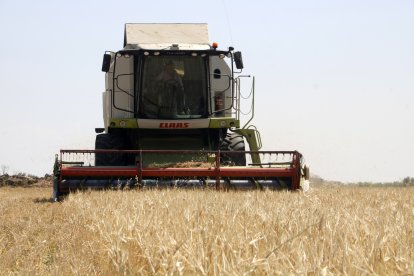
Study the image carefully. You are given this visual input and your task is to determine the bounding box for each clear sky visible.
[0,0,413,182]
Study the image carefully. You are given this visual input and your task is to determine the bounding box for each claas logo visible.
[159,122,190,128]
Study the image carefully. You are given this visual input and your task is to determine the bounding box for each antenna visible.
[221,0,234,45]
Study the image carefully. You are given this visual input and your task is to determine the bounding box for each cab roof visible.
[123,23,211,51]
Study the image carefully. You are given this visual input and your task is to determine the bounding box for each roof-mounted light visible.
[212,42,218,50]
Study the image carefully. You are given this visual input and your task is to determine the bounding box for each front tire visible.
[95,133,126,166]
[220,132,246,166]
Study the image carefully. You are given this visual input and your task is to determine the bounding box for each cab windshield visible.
[139,55,207,119]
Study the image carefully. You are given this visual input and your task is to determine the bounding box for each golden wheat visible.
[0,185,413,274]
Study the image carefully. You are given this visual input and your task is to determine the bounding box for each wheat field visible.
[0,185,413,275]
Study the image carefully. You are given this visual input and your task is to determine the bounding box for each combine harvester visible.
[52,23,309,200]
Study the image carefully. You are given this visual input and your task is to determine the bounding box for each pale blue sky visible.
[0,0,413,182]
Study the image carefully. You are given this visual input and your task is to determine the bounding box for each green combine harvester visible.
[52,23,309,200]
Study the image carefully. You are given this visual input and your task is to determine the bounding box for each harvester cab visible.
[52,23,309,200]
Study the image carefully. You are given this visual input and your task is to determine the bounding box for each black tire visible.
[220,132,246,166]
[95,133,126,166]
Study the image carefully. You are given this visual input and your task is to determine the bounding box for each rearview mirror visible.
[234,51,244,69]
[101,53,111,72]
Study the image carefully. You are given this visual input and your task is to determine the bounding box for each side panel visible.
[102,91,109,131]
[108,55,134,119]
[209,56,232,117]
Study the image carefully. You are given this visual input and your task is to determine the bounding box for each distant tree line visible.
[310,174,414,187]
[355,177,414,187]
